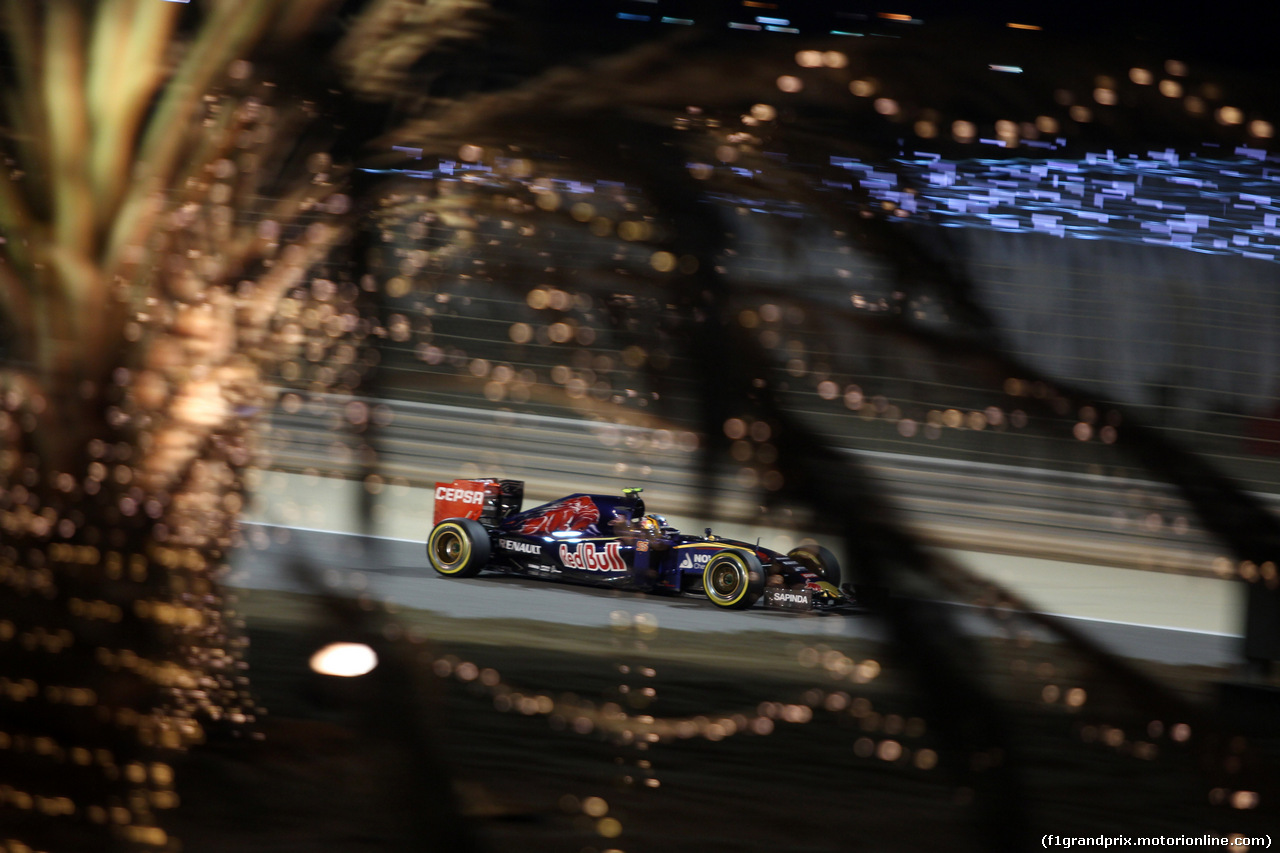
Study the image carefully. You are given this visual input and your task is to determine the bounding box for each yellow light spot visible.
[1006,22,1041,30]
[1230,790,1259,809]
[617,220,650,241]
[309,643,377,677]
[1217,106,1244,125]
[597,817,623,838]
[750,103,777,122]
[776,75,803,94]
[526,288,549,310]
[150,763,173,786]
[385,276,410,298]
[151,791,179,809]
[582,796,609,817]
[854,659,880,682]
[877,739,903,761]
[650,251,677,273]
[127,827,168,846]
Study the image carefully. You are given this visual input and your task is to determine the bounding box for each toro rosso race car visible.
[427,478,850,611]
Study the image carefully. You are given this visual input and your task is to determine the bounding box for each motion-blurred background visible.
[1,1,1278,851]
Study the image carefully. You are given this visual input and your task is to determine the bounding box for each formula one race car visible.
[427,478,850,611]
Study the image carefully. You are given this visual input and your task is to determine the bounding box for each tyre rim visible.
[709,561,740,598]
[435,530,464,568]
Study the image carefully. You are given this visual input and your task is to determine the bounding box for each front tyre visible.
[702,551,765,610]
[787,544,841,586]
[427,518,491,577]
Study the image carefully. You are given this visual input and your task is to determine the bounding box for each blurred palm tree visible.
[0,1,484,849]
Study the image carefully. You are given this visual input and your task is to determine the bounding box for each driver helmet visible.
[640,514,668,536]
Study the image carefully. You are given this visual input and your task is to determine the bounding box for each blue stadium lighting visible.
[661,17,694,25]
[617,12,650,21]
[825,149,1280,262]
[988,64,1024,73]
[766,26,800,33]
[755,16,789,25]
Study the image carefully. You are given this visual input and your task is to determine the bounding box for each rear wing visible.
[433,478,524,527]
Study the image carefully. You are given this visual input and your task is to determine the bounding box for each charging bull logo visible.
[519,496,600,534]
[558,542,625,573]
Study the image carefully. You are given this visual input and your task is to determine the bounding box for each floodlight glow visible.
[310,643,378,677]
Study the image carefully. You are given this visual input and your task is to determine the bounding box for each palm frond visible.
[334,0,488,98]
[110,0,279,263]
[87,0,180,225]
[42,1,93,260]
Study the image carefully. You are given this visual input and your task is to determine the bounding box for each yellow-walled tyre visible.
[427,518,491,577]
[787,544,841,586]
[702,551,764,610]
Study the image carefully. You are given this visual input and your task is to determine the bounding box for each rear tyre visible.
[787,544,841,586]
[427,518,491,577]
[702,551,765,610]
